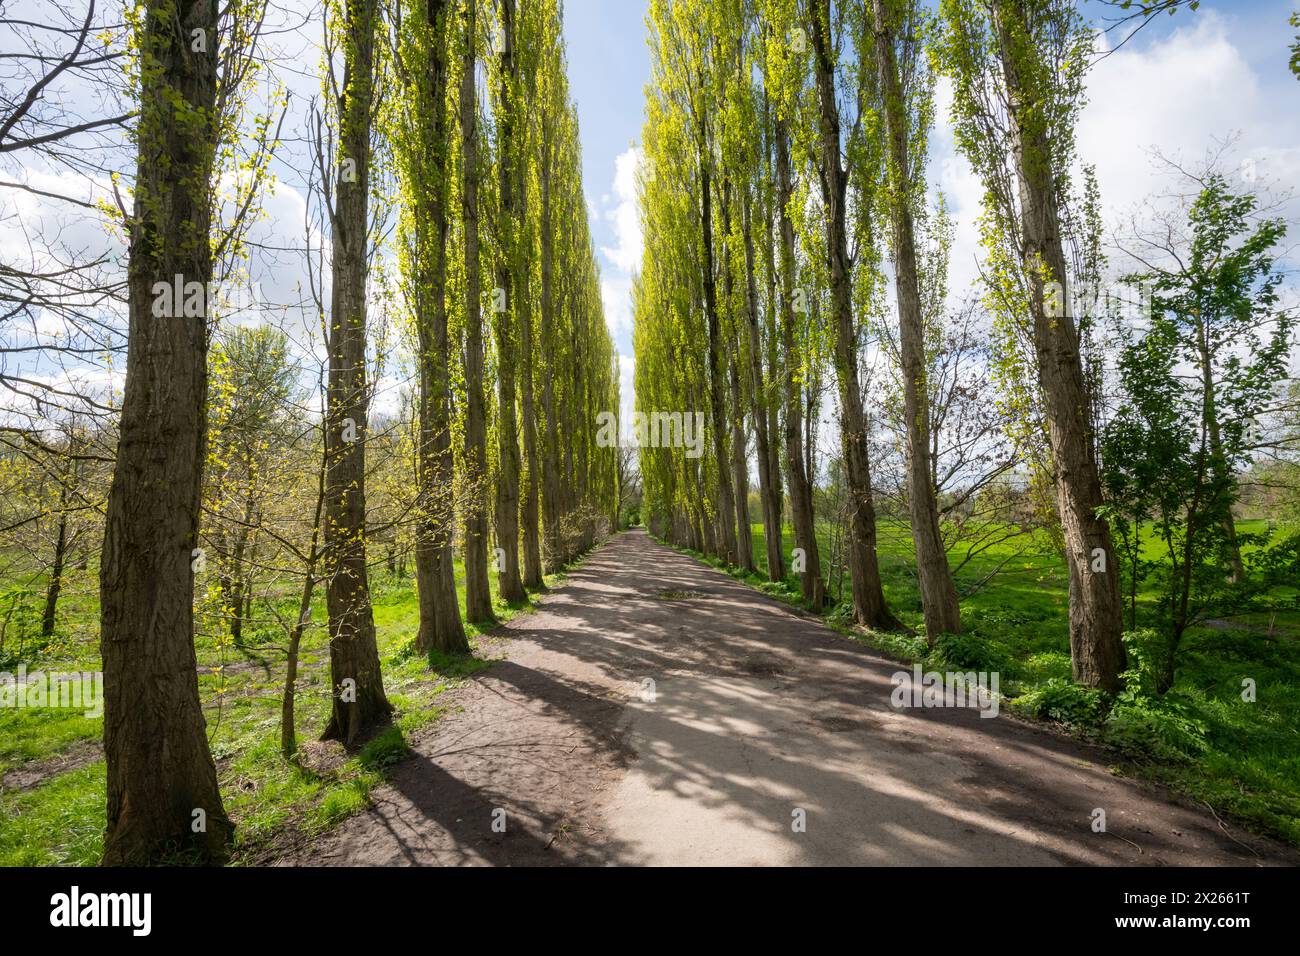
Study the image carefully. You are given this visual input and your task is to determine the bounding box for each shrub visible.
[1103,700,1208,762]
[926,630,1012,675]
[1011,678,1105,725]
[1118,627,1171,699]
[1101,628,1209,761]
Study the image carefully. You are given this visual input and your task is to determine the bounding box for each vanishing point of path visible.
[283,529,1297,866]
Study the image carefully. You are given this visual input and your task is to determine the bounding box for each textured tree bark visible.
[413,0,469,656]
[519,291,543,587]
[324,0,394,737]
[492,0,527,603]
[809,0,899,629]
[559,307,578,557]
[99,0,231,865]
[871,0,962,641]
[460,0,495,623]
[684,369,719,559]
[578,325,596,550]
[743,191,783,581]
[995,3,1124,691]
[698,113,738,566]
[775,116,825,609]
[729,357,754,571]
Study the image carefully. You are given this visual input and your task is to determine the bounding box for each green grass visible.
[667,517,1300,848]
[0,762,104,866]
[0,553,570,866]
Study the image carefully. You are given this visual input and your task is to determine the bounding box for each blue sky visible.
[563,0,652,222]
[562,0,652,420]
[559,0,1300,427]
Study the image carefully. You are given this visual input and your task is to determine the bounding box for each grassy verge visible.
[0,555,574,866]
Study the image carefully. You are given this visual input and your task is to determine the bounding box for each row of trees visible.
[633,0,1296,706]
[2,0,617,864]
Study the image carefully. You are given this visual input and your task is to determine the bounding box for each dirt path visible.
[284,529,1297,866]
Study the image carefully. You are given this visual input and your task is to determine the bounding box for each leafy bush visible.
[1011,678,1105,725]
[758,579,799,601]
[868,628,929,662]
[1118,627,1171,699]
[926,630,1012,675]
[1101,628,1209,761]
[0,588,47,669]
[1103,700,1208,762]
[825,601,855,627]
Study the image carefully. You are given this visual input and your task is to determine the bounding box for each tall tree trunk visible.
[99,0,231,864]
[763,249,783,540]
[516,18,542,586]
[538,129,563,572]
[799,6,893,625]
[743,191,782,581]
[571,314,590,554]
[323,0,393,740]
[414,0,470,655]
[721,182,754,572]
[698,113,738,566]
[460,0,496,624]
[871,0,961,640]
[809,0,898,629]
[761,95,784,553]
[994,4,1124,691]
[519,205,544,588]
[492,0,527,603]
[775,116,824,608]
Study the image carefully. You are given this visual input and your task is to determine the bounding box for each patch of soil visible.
[1,739,102,793]
[737,656,786,678]
[811,714,863,733]
[294,739,350,776]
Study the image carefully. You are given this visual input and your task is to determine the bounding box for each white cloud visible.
[929,76,986,303]
[1078,11,1299,231]
[597,147,644,422]
[600,146,644,275]
[931,10,1300,309]
[601,274,634,339]
[618,352,636,424]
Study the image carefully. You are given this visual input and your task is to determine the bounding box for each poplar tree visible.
[936,0,1125,689]
[459,0,496,624]
[867,0,962,640]
[322,0,393,741]
[392,0,470,654]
